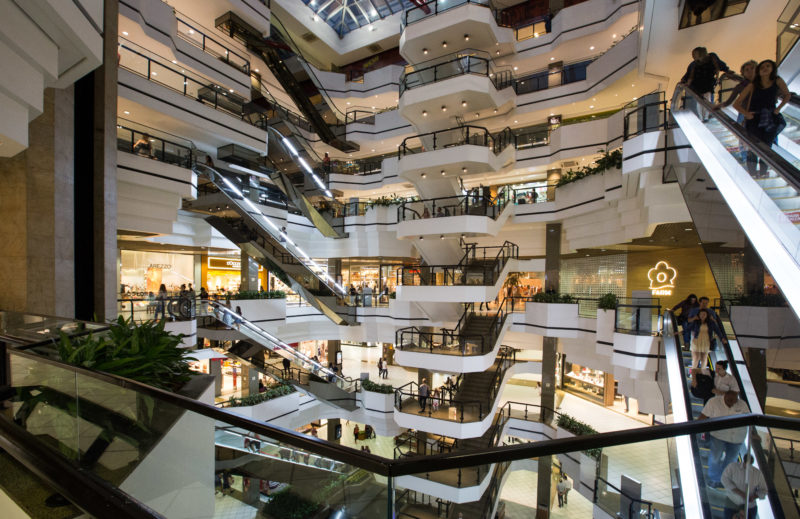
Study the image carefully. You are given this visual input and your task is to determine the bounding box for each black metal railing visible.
[594,476,656,518]
[398,125,516,156]
[402,0,493,28]
[395,241,518,287]
[116,122,194,168]
[623,100,671,140]
[396,188,512,221]
[118,41,263,128]
[175,15,249,73]
[399,52,513,95]
[514,58,592,95]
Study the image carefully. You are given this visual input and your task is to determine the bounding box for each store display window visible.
[562,362,611,405]
[120,250,194,295]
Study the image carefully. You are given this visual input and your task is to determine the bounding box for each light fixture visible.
[550,57,555,61]
[254,68,259,72]
[513,66,518,71]
[442,41,447,48]
[589,105,594,108]
[171,60,177,64]
[123,110,130,115]
[371,149,375,152]
[421,173,427,178]
[423,48,428,55]
[684,228,693,231]
[440,235,445,240]
[229,89,234,93]
[462,167,467,173]
[464,34,469,41]
[151,71,157,76]
[122,31,128,36]
[496,50,500,55]
[514,120,518,123]
[313,15,319,21]
[188,29,194,35]
[369,25,375,31]
[419,236,424,241]
[534,32,539,38]
[474,112,479,117]
[493,109,497,113]
[612,33,617,38]
[346,101,351,105]
[589,46,595,50]
[422,110,428,116]
[441,170,446,176]
[441,106,447,112]
[631,84,635,87]
[461,100,467,107]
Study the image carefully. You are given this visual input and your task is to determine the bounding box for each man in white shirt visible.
[699,391,750,487]
[713,360,740,396]
[721,454,767,518]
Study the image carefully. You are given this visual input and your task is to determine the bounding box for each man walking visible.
[418,378,429,413]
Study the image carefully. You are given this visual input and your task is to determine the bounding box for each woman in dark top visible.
[734,59,790,176]
[671,293,698,348]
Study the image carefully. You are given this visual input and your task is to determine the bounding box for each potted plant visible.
[361,378,395,413]
[596,293,618,347]
[527,292,579,333]
[556,149,622,188]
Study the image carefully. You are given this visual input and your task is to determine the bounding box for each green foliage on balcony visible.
[556,149,623,187]
[56,316,194,391]
[263,489,318,519]
[225,384,295,407]
[530,292,575,304]
[556,412,602,459]
[362,378,394,394]
[598,293,619,310]
[228,290,287,300]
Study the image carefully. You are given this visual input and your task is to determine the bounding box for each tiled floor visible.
[213,493,257,519]
[499,467,594,518]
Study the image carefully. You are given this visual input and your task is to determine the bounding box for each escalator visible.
[662,310,799,517]
[191,164,356,325]
[670,84,800,319]
[194,300,360,411]
[216,11,358,152]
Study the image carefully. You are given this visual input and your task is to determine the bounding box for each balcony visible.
[397,126,516,196]
[396,189,514,237]
[399,51,515,127]
[400,0,515,63]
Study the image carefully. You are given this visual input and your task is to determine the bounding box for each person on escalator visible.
[671,293,699,349]
[733,59,791,177]
[686,297,726,351]
[713,361,740,396]
[713,60,757,118]
[698,391,750,488]
[721,454,768,518]
[282,357,291,377]
[690,368,715,404]
[689,309,724,370]
[679,47,733,119]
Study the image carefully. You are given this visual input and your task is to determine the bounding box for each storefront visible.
[120,250,195,295]
[202,254,269,294]
[561,360,615,407]
[295,340,327,361]
[506,180,549,204]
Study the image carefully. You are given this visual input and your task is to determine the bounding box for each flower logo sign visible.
[648,260,677,296]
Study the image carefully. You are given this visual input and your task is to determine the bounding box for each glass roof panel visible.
[301,0,416,36]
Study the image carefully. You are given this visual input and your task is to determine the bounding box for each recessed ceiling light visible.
[313,15,319,21]
[550,57,555,61]
[612,33,617,38]
[123,110,130,115]
[462,167,467,173]
[514,120,518,123]
[122,31,128,36]
[441,170,446,176]
[171,60,177,64]
[151,71,157,76]
[442,41,447,48]
[419,236,424,241]
[493,109,497,113]
[188,29,194,35]
[589,105,594,108]
[496,50,500,55]
[684,228,693,231]
[441,106,447,112]
[513,66,518,71]
[254,68,259,72]
[631,84,635,87]
[589,46,595,50]
[423,48,428,54]
[371,149,375,152]
[474,112,479,117]
[346,102,351,105]
[464,34,469,41]
[422,110,427,116]
[229,89,234,93]
[421,173,426,178]
[461,100,467,107]
[440,235,445,240]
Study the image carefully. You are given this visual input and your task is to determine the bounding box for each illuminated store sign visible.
[648,260,677,296]
[208,257,241,270]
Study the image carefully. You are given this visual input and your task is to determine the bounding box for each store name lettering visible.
[208,257,241,270]
[148,264,172,269]
[647,260,677,296]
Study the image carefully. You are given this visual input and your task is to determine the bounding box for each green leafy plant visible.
[598,293,618,310]
[362,378,394,394]
[226,384,295,407]
[530,292,575,304]
[556,412,601,459]
[230,290,287,300]
[56,316,195,391]
[556,149,623,187]
[263,489,318,519]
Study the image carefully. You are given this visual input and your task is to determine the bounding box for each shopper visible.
[698,391,750,487]
[722,454,768,518]
[713,361,740,396]
[557,475,571,507]
[381,357,388,379]
[418,378,429,413]
[353,424,360,443]
[431,388,440,412]
[156,284,167,320]
[734,59,791,177]
[282,357,291,377]
[686,297,727,350]
[671,293,699,348]
[690,368,716,404]
[323,152,331,173]
[377,358,383,380]
[134,133,153,157]
[714,60,757,115]
[234,305,243,329]
[680,47,731,117]
[690,309,720,370]
[258,380,266,393]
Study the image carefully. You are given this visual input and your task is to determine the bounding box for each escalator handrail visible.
[671,83,800,193]
[0,413,166,519]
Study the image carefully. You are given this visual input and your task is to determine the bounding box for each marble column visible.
[240,252,258,292]
[0,86,75,317]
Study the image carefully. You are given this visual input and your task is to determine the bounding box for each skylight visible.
[301,0,416,36]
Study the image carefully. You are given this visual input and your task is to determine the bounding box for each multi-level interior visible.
[2,0,800,517]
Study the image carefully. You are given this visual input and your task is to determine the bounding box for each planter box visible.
[361,390,395,414]
[730,306,800,350]
[595,309,616,350]
[526,302,580,338]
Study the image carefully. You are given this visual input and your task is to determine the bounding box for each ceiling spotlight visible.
[442,41,447,48]
[462,167,467,173]
[441,170,446,175]
[422,110,428,116]
[461,100,467,107]
[514,120,518,123]
[421,173,427,178]
[440,235,445,240]
[254,68,259,72]
[513,66,518,71]
[496,50,500,55]
[589,46,595,50]
[229,88,234,93]
[369,25,375,31]
[423,48,428,55]
[612,33,617,38]
[441,106,447,112]
[313,15,319,21]
[534,32,539,38]
[589,105,594,108]
[550,57,555,61]
[493,109,497,113]
[420,236,424,241]
[123,110,130,115]
[122,31,128,36]
[464,34,469,41]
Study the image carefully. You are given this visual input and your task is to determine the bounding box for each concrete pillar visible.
[209,359,222,398]
[327,418,341,442]
[74,0,118,320]
[746,348,767,410]
[546,169,561,202]
[0,86,76,317]
[327,340,340,369]
[242,365,259,397]
[538,222,562,511]
[240,252,258,292]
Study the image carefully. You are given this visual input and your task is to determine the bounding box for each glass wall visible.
[561,253,627,297]
[119,250,195,295]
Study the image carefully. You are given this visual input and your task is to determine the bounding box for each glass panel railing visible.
[396,241,518,287]
[396,188,512,222]
[399,51,513,95]
[402,0,491,28]
[679,0,749,29]
[614,297,662,335]
[116,119,195,168]
[0,311,108,346]
[398,125,514,156]
[174,15,249,73]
